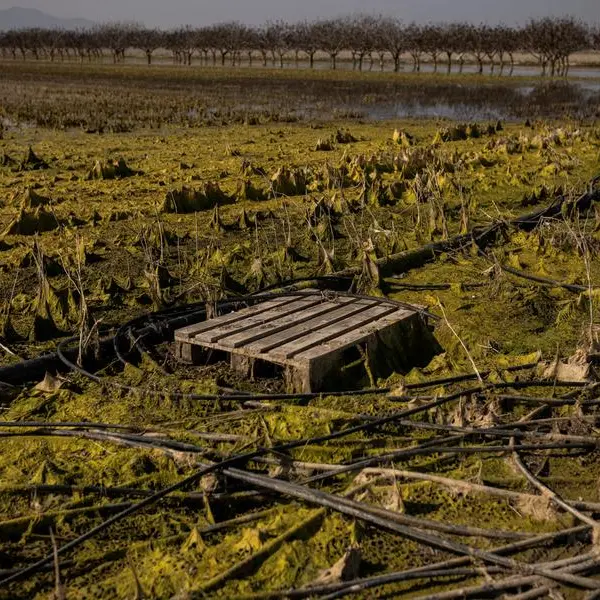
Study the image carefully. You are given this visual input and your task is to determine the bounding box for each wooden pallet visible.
[174,292,439,392]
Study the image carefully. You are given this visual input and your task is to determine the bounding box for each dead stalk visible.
[437,299,483,385]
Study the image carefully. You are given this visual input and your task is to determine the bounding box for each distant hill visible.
[0,7,95,30]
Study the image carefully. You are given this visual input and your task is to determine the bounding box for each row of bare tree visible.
[0,16,597,76]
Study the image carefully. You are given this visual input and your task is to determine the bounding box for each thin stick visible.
[438,298,483,384]
[49,527,65,600]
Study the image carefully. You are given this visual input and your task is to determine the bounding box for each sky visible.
[2,0,599,28]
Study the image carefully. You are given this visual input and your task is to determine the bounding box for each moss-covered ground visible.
[1,66,600,598]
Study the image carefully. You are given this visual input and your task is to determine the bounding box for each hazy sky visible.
[3,0,599,28]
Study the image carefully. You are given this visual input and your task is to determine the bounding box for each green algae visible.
[1,115,600,598]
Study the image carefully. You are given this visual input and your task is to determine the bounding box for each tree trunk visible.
[411,54,419,72]
[446,52,452,74]
[146,50,152,65]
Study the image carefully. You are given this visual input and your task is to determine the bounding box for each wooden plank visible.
[294,309,414,362]
[194,296,329,345]
[174,295,302,341]
[215,297,361,349]
[269,304,402,360]
[239,299,383,355]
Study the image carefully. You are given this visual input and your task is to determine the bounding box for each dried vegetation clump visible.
[161,183,232,213]
[86,157,138,180]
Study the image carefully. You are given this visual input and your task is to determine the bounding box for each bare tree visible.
[495,25,522,75]
[180,27,197,66]
[593,25,600,52]
[439,23,464,74]
[378,18,406,72]
[132,28,164,65]
[524,17,589,76]
[313,18,347,70]
[97,23,138,63]
[405,23,425,72]
[346,15,378,71]
[210,22,246,66]
[240,25,259,65]
[0,30,19,59]
[291,21,319,68]
[465,24,489,75]
[422,24,443,73]
[266,21,292,68]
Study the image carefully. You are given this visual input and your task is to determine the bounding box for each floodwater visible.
[124,54,600,80]
[121,56,600,122]
[367,82,600,121]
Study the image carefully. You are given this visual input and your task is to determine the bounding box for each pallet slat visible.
[245,299,383,355]
[175,295,300,340]
[294,308,413,362]
[269,304,402,360]
[214,298,356,354]
[193,296,329,345]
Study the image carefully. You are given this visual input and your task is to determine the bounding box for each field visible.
[2,62,600,599]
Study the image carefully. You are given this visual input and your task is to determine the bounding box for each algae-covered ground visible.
[2,64,600,599]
